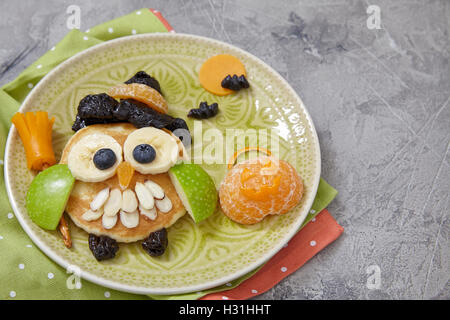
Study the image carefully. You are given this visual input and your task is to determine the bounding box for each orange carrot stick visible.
[11,111,56,171]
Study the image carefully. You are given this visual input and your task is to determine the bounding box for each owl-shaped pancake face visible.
[60,123,186,243]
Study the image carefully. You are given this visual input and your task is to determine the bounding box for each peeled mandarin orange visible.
[108,83,168,114]
[199,54,247,96]
[219,156,304,224]
[117,161,134,190]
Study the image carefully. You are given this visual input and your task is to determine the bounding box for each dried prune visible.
[88,234,119,261]
[142,228,168,257]
[221,74,250,91]
[77,93,119,120]
[72,94,191,145]
[165,117,189,132]
[125,71,162,94]
[188,101,219,119]
[113,99,173,128]
[72,115,121,132]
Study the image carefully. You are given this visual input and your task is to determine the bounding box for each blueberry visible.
[133,144,156,164]
[93,148,117,170]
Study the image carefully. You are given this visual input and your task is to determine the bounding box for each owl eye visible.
[123,127,179,175]
[93,148,117,170]
[67,133,123,182]
[133,144,156,164]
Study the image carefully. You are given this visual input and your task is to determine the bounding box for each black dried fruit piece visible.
[237,75,250,89]
[221,74,250,91]
[88,234,119,261]
[113,99,173,128]
[188,101,219,119]
[77,93,119,120]
[142,228,168,257]
[165,117,189,132]
[72,94,191,143]
[125,71,162,95]
[72,115,121,132]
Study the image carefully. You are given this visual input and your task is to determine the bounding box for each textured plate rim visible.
[4,33,321,295]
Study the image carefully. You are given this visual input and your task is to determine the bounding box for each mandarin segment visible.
[219,156,304,224]
[117,161,135,190]
[108,83,168,114]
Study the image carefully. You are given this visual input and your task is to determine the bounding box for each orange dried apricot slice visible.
[117,161,135,190]
[219,156,304,225]
[108,83,168,114]
[199,54,247,96]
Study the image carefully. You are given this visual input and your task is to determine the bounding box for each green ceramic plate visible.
[4,34,321,295]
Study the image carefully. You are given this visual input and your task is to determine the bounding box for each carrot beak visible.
[117,161,134,190]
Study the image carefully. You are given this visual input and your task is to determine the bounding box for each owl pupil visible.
[93,148,117,170]
[133,144,156,164]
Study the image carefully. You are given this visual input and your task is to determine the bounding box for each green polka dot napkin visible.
[0,9,338,300]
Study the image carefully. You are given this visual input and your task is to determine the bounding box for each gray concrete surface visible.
[0,0,448,299]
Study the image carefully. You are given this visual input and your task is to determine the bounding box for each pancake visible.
[60,123,186,243]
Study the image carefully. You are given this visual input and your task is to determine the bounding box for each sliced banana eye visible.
[124,127,179,174]
[67,133,123,182]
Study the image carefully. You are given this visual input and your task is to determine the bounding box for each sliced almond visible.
[122,189,138,213]
[90,187,110,211]
[139,204,157,220]
[155,196,172,213]
[104,188,122,216]
[82,207,103,221]
[120,210,139,228]
[144,180,165,199]
[102,212,117,229]
[135,182,154,210]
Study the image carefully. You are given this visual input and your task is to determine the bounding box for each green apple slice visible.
[26,164,75,230]
[169,163,218,223]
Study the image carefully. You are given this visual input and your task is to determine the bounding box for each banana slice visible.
[68,133,122,182]
[123,127,179,174]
